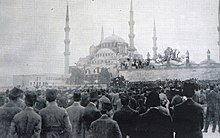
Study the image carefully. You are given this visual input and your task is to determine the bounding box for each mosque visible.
[64,0,220,83]
[66,0,143,82]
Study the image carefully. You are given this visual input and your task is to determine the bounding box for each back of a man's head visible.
[182,81,196,98]
[147,91,160,107]
[9,87,23,101]
[73,92,81,102]
[46,89,58,102]
[121,94,130,106]
[25,91,37,107]
[209,83,215,90]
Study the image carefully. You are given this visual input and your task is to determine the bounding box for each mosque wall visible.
[119,67,220,81]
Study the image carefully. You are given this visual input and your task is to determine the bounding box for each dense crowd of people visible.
[0,79,220,138]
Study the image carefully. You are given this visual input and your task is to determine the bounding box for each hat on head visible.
[89,91,98,101]
[73,92,81,101]
[25,91,37,106]
[99,96,111,104]
[9,87,23,100]
[182,81,196,97]
[102,102,112,112]
[46,89,58,102]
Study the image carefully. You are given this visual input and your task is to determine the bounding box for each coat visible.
[0,102,22,138]
[83,102,101,138]
[66,102,85,138]
[90,114,122,138]
[173,99,204,138]
[39,102,72,138]
[139,107,173,138]
[113,105,139,138]
[8,107,41,138]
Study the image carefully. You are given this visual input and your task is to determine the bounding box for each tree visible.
[68,68,84,85]
[98,68,111,84]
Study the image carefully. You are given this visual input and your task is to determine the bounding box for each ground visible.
[204,131,220,138]
[203,126,220,138]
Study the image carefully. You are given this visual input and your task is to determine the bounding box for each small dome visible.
[102,34,125,43]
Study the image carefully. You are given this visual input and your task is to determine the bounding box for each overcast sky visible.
[0,0,219,79]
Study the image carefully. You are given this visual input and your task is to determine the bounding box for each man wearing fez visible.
[113,93,139,138]
[39,89,72,138]
[83,91,101,138]
[90,100,122,138]
[67,92,85,138]
[0,88,22,137]
[173,81,204,138]
[9,91,41,138]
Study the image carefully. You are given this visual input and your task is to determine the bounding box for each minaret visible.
[128,0,136,52]
[152,19,158,60]
[101,25,104,42]
[64,3,70,74]
[207,49,211,61]
[147,52,151,60]
[207,49,211,65]
[186,50,189,67]
[218,0,220,62]
[128,0,136,69]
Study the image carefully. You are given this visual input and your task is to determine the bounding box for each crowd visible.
[0,79,220,138]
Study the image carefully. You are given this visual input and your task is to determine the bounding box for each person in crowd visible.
[57,92,69,108]
[159,89,170,107]
[0,93,5,106]
[216,85,220,133]
[115,92,122,111]
[4,89,10,104]
[203,84,219,133]
[80,92,90,107]
[136,97,147,114]
[8,91,41,138]
[66,92,85,138]
[98,91,111,111]
[90,99,122,138]
[113,93,139,138]
[14,87,26,109]
[83,91,101,138]
[139,91,173,138]
[8,87,26,109]
[128,91,138,110]
[173,81,204,138]
[146,90,170,116]
[0,88,22,138]
[34,90,47,113]
[169,94,184,117]
[39,89,72,138]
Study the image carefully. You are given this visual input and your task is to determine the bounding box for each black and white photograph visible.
[0,0,220,138]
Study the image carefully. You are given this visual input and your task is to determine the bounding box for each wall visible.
[119,67,220,81]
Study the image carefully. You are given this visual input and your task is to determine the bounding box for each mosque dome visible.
[102,34,125,43]
[95,48,116,59]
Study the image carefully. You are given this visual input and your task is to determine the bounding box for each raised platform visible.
[119,66,220,81]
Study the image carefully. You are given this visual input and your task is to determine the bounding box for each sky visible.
[0,0,219,85]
